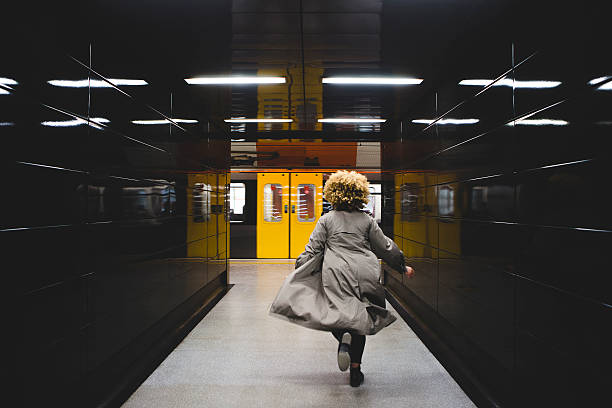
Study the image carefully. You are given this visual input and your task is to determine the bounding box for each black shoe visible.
[350,366,364,387]
[337,332,351,372]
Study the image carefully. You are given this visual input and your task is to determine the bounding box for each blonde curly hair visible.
[323,170,370,211]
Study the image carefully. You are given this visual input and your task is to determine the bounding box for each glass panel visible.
[439,185,455,217]
[230,182,245,222]
[224,181,230,222]
[193,183,206,222]
[401,183,420,221]
[364,183,382,223]
[263,183,283,222]
[205,184,211,221]
[297,184,315,222]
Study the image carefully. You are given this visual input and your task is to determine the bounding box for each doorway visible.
[256,172,322,258]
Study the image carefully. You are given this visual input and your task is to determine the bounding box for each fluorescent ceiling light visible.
[0,77,18,85]
[41,117,110,127]
[48,79,148,88]
[508,119,568,126]
[411,118,479,125]
[0,88,10,95]
[0,122,15,126]
[224,118,292,123]
[588,76,611,86]
[596,82,612,90]
[185,76,286,85]
[132,118,199,125]
[458,78,561,88]
[318,118,386,123]
[231,138,246,141]
[322,77,423,85]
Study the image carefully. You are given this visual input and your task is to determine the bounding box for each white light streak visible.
[588,76,611,86]
[16,161,88,174]
[0,122,15,126]
[0,88,10,95]
[41,117,110,127]
[185,76,286,85]
[322,77,423,85]
[0,77,18,85]
[318,118,386,123]
[224,118,292,123]
[131,118,199,125]
[48,79,148,88]
[508,119,569,126]
[537,159,591,170]
[597,82,612,90]
[411,118,479,125]
[458,78,561,88]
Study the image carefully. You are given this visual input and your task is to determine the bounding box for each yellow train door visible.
[289,172,322,258]
[257,172,290,258]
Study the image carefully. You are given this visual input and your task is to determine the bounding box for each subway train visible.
[229,171,382,259]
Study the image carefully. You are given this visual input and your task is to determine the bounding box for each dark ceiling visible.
[5,0,593,143]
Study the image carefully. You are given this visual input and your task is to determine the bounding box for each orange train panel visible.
[255,140,358,168]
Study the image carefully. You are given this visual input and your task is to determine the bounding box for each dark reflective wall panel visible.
[2,3,231,406]
[381,3,611,406]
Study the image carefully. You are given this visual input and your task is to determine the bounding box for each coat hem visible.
[268,307,397,336]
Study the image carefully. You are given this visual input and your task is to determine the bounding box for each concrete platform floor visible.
[123,260,476,408]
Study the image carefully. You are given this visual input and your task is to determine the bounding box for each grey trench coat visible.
[269,210,406,335]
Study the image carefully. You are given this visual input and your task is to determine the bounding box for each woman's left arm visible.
[295,216,328,268]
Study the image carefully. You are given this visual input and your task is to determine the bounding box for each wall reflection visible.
[382,25,610,405]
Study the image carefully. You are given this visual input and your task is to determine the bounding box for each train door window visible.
[471,186,488,213]
[193,183,206,222]
[263,183,283,222]
[439,185,454,217]
[296,184,315,222]
[401,183,420,221]
[230,183,246,222]
[206,184,212,221]
[364,183,382,223]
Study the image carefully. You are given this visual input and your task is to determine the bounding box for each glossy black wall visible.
[1,3,231,406]
[381,3,611,406]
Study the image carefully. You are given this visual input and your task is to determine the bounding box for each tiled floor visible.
[123,260,476,408]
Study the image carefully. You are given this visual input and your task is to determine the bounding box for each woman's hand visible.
[405,266,415,278]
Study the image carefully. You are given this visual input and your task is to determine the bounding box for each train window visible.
[230,183,246,222]
[439,185,454,217]
[471,186,488,213]
[193,183,207,222]
[401,183,420,221]
[263,183,283,222]
[297,184,315,222]
[364,183,382,223]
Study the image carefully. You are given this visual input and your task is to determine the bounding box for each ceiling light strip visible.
[508,119,569,126]
[458,78,561,89]
[412,118,479,125]
[132,119,198,125]
[41,117,110,127]
[318,118,386,123]
[322,77,423,85]
[185,77,286,85]
[48,79,148,88]
[224,118,292,123]
[0,77,18,85]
